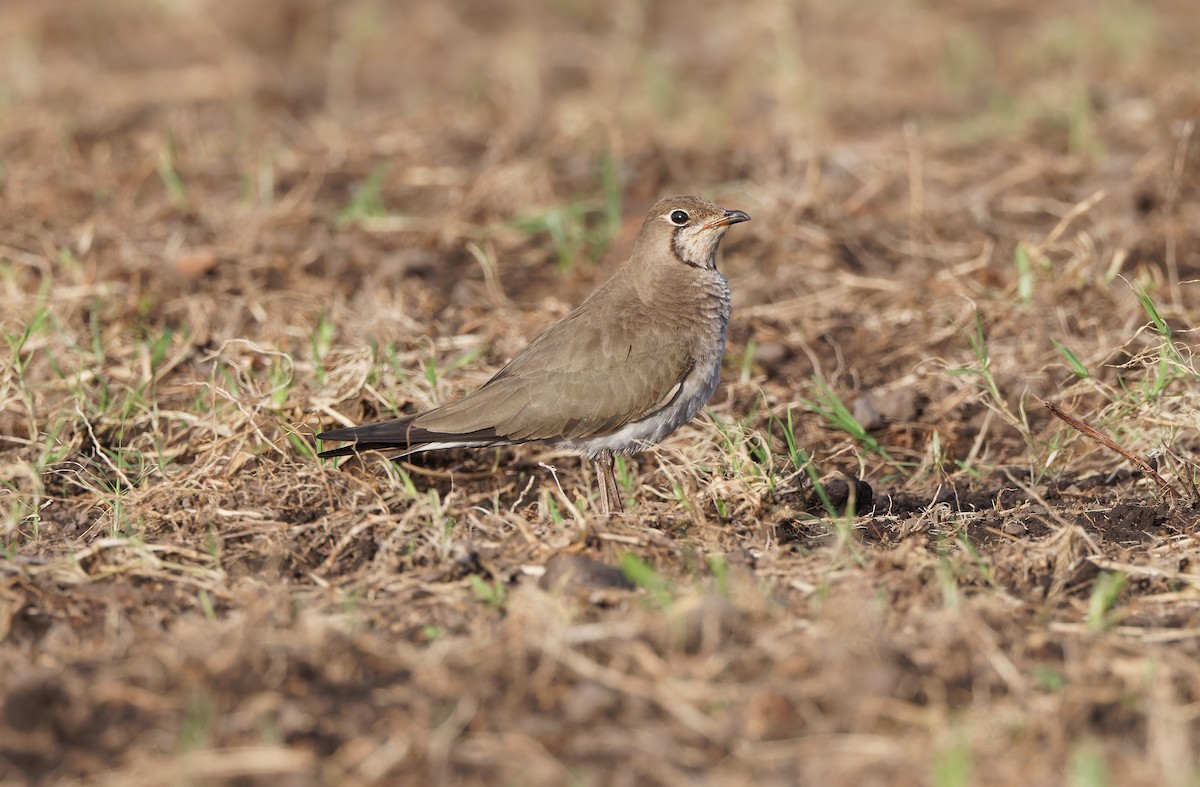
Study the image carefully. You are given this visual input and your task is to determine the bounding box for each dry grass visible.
[2,0,1200,784]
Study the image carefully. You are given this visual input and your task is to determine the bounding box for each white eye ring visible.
[668,209,689,226]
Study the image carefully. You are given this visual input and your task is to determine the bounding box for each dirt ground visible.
[2,0,1200,784]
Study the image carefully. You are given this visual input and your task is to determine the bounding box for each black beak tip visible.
[723,209,751,225]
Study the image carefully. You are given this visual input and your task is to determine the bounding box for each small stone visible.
[563,681,619,724]
[853,386,922,430]
[174,250,219,279]
[753,342,789,366]
[539,554,635,592]
[820,475,874,515]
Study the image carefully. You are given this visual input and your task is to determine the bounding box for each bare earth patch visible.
[1,0,1199,784]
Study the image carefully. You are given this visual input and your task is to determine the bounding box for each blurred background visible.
[3,0,1196,288]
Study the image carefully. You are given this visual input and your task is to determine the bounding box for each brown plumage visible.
[318,195,750,515]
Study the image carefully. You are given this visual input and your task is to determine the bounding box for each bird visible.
[317,195,751,516]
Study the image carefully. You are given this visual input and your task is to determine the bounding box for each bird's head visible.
[637,195,751,271]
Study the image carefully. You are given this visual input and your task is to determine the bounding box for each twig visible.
[1033,189,1107,254]
[1164,119,1194,307]
[1162,444,1200,505]
[1041,399,1183,501]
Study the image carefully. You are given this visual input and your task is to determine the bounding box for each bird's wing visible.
[412,310,696,441]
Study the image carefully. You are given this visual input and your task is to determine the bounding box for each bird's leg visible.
[594,450,620,516]
[605,458,624,514]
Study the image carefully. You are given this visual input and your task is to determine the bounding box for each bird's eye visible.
[669,209,689,226]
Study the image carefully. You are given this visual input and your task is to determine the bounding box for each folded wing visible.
[318,309,694,457]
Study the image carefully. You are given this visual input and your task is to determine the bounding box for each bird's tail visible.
[317,417,503,459]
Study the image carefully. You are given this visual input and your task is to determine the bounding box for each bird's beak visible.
[703,209,751,230]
